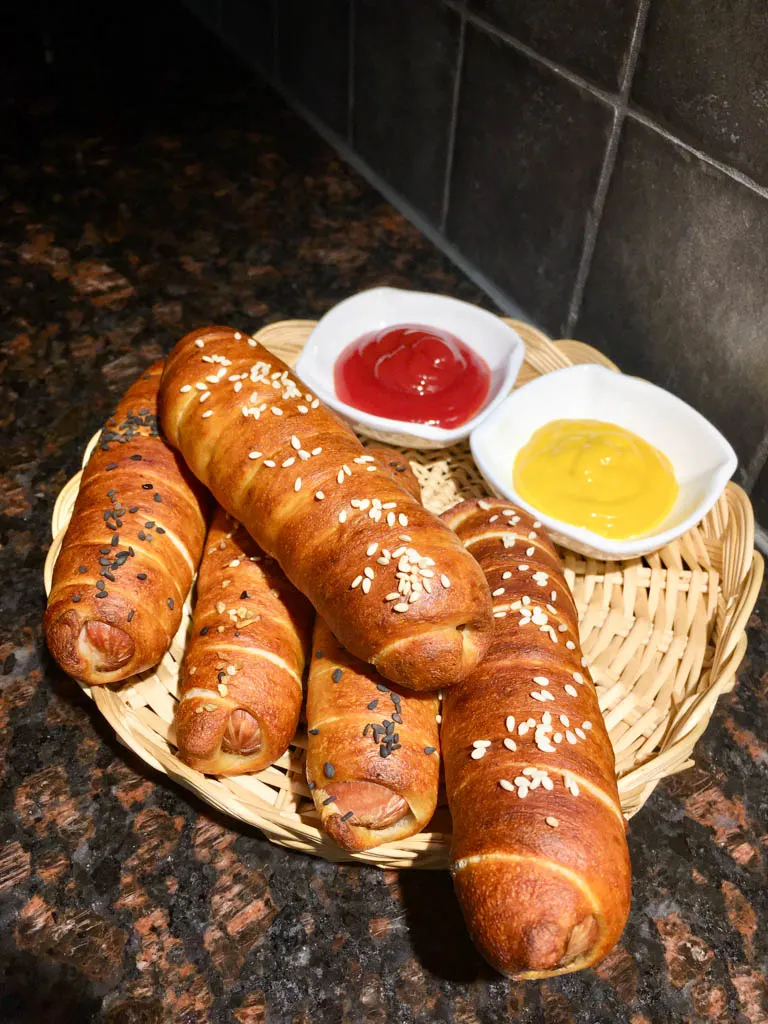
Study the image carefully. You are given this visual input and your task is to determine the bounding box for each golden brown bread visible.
[158,326,492,691]
[305,456,438,851]
[306,620,440,851]
[364,446,421,500]
[440,499,631,979]
[44,362,208,684]
[175,507,313,775]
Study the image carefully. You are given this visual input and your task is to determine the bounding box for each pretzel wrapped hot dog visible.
[158,327,492,691]
[305,449,439,851]
[45,362,208,684]
[440,500,631,978]
[174,508,313,774]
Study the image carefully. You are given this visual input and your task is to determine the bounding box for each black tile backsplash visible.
[467,0,640,90]
[219,0,274,75]
[277,0,350,136]
[353,0,461,225]
[632,0,768,187]
[576,120,768,475]
[182,0,768,532]
[447,24,612,334]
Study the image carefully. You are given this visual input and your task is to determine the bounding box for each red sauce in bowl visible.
[334,324,491,429]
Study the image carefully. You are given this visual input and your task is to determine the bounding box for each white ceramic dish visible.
[470,364,738,559]
[294,287,525,448]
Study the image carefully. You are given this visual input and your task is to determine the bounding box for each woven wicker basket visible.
[43,319,764,868]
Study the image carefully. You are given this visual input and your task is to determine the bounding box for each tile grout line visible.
[564,0,650,334]
[445,0,619,110]
[439,6,467,233]
[347,0,356,145]
[626,106,768,201]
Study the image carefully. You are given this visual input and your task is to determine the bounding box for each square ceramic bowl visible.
[470,364,738,559]
[294,287,525,449]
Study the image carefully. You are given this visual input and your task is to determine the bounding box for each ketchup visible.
[334,324,491,429]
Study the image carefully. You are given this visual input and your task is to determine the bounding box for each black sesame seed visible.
[323,762,335,778]
[396,466,405,472]
[115,552,129,565]
[392,734,399,743]
[322,796,336,806]
[363,724,371,737]
[391,743,401,751]
[372,725,384,740]
[315,650,323,659]
[379,744,388,758]
[128,547,135,557]
[72,595,81,603]
[96,580,105,590]
[424,746,436,755]
[107,489,117,498]
[392,713,403,724]
[218,670,226,682]
[129,506,139,514]
[128,609,135,622]
[99,557,112,566]
[391,693,401,705]
[240,591,249,600]
[111,534,119,546]
[130,454,142,461]
[332,668,343,683]
[100,547,111,554]
[78,565,87,574]
[142,483,153,489]
[384,720,394,734]
[95,591,108,599]
[367,700,378,711]
[137,573,147,580]
[200,626,209,636]
[308,728,320,735]
[167,598,174,610]
[308,781,316,791]
[376,683,389,693]
[115,519,123,528]
[340,811,354,822]
[145,521,155,528]
[138,532,146,541]
[234,631,240,637]
[156,527,165,534]
[103,511,112,521]
[106,463,118,471]
[153,493,162,503]
[102,571,116,582]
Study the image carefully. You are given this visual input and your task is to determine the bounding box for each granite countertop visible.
[1,6,766,1023]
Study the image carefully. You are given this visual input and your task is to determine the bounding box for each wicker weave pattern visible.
[43,320,764,868]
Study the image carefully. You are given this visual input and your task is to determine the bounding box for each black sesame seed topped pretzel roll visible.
[158,326,493,691]
[305,450,439,852]
[174,506,314,775]
[440,499,631,979]
[44,362,208,684]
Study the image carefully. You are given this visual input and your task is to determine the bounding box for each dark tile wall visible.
[185,0,768,521]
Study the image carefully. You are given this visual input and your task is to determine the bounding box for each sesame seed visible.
[489,515,498,523]
[216,601,226,613]
[545,816,559,828]
[248,451,262,460]
[503,738,517,752]
[526,547,535,556]
[338,510,347,524]
[393,603,409,613]
[566,731,577,744]
[282,457,296,468]
[199,391,211,402]
[564,684,578,697]
[424,746,436,755]
[470,748,485,760]
[323,762,335,778]
[478,500,490,510]
[492,587,505,597]
[398,514,408,527]
[202,410,213,418]
[137,573,147,580]
[576,728,586,740]
[363,567,375,580]
[573,672,583,683]
[565,640,576,650]
[502,571,512,580]
[298,405,308,414]
[493,611,507,618]
[499,779,514,792]
[361,578,372,594]
[167,598,174,610]
[234,382,242,393]
[271,407,283,416]
[180,384,191,393]
[435,714,442,724]
[533,520,541,528]
[583,721,592,730]
[315,491,325,500]
[291,435,301,450]
[440,575,451,588]
[351,575,362,589]
[294,477,302,492]
[552,591,558,601]
[195,339,204,348]
[263,460,276,468]
[366,543,378,557]
[473,739,491,748]
[384,593,399,601]
[518,723,530,736]
[518,564,529,572]
[533,676,549,686]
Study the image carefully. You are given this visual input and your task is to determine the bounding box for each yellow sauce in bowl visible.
[513,419,678,539]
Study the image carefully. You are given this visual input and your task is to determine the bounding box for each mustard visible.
[513,419,678,539]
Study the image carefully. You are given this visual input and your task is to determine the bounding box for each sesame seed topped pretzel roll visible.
[306,621,440,852]
[44,362,208,684]
[440,499,631,979]
[158,326,492,691]
[305,451,438,852]
[175,507,313,775]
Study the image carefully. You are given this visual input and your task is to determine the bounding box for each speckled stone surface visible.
[1,5,767,1023]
